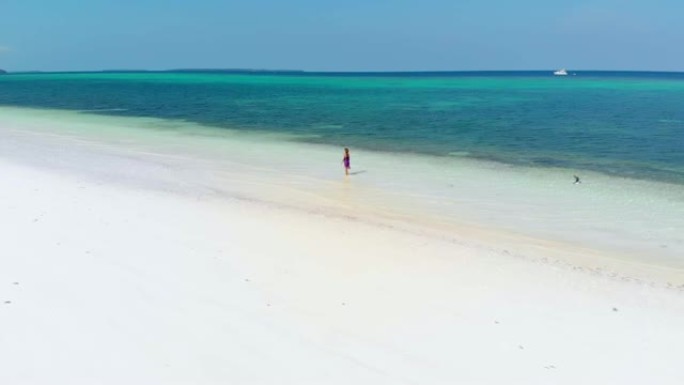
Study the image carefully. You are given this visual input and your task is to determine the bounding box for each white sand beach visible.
[1,108,684,384]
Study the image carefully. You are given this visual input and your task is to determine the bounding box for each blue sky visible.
[0,0,682,72]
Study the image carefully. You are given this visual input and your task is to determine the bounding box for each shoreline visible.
[1,110,684,383]
[2,106,684,277]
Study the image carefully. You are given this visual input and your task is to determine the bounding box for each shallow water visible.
[1,107,683,271]
[1,71,683,183]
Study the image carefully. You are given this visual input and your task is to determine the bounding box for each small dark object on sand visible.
[4,300,11,304]
[573,175,581,184]
[613,307,618,312]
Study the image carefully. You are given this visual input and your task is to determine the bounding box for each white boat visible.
[554,69,568,76]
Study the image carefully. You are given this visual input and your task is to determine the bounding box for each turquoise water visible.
[1,71,683,183]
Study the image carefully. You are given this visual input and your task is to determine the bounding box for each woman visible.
[342,148,350,175]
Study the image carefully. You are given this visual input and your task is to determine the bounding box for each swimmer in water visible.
[342,148,350,175]
[574,175,581,184]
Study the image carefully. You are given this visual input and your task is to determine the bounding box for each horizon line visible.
[3,68,684,75]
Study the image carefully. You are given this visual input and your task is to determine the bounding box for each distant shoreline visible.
[4,69,684,77]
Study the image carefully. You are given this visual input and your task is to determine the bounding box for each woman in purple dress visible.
[342,148,350,175]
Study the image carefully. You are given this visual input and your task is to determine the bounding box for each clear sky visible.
[0,0,682,72]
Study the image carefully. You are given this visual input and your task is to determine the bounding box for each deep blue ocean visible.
[0,71,683,183]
